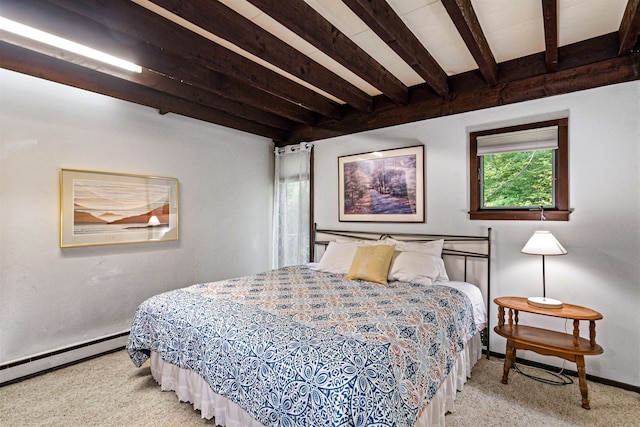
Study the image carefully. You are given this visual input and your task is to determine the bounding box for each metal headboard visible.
[312,225,492,359]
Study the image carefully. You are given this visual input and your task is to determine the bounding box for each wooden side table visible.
[494,296,603,409]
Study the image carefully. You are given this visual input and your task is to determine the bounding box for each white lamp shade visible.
[521,231,567,256]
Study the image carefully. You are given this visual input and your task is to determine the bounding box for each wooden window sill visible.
[469,210,570,221]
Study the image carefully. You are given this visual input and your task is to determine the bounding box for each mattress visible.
[127,265,486,426]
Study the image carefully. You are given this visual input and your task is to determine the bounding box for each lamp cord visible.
[513,363,573,386]
[513,319,573,386]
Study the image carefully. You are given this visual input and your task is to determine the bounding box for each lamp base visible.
[527,296,563,309]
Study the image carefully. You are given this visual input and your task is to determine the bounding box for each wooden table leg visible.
[576,355,590,409]
[502,339,515,384]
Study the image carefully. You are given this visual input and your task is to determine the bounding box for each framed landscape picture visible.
[338,145,424,222]
[60,169,178,247]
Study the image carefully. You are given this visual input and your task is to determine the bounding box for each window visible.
[272,143,313,268]
[469,118,569,220]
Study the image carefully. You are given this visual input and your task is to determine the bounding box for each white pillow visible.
[384,238,444,257]
[335,237,382,245]
[388,251,449,285]
[435,258,449,282]
[314,241,359,274]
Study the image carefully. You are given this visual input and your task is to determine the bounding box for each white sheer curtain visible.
[272,143,313,269]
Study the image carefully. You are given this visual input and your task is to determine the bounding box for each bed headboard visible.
[312,225,492,357]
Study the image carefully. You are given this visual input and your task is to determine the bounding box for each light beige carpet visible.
[1,350,638,426]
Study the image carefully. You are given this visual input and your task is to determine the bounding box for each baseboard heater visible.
[0,331,130,386]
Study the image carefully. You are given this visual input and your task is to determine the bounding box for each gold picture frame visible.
[338,145,424,222]
[60,169,178,247]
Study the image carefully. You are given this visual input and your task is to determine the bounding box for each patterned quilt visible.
[127,265,477,427]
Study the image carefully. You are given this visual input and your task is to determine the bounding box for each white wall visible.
[0,70,274,365]
[2,68,637,388]
[314,81,640,387]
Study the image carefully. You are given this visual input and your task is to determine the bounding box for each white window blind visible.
[477,125,558,155]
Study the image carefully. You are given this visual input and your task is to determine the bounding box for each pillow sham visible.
[384,238,444,257]
[335,237,378,244]
[388,251,446,286]
[344,244,396,285]
[314,241,359,274]
[436,258,449,282]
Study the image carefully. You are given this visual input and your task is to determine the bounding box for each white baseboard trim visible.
[0,331,129,385]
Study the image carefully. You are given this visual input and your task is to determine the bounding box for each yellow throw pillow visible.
[344,244,396,285]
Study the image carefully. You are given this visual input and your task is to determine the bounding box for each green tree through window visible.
[482,149,554,208]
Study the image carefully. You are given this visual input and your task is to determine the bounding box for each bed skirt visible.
[150,333,483,427]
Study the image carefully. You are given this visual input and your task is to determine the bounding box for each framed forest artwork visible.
[60,169,178,247]
[338,145,424,222]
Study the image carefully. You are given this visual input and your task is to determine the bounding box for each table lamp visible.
[521,231,567,309]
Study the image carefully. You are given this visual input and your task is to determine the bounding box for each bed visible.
[127,228,491,427]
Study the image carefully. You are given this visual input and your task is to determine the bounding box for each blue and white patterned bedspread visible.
[127,265,477,427]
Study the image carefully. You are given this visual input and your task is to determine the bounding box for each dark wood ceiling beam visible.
[542,0,559,72]
[441,0,498,86]
[557,32,619,71]
[45,0,343,120]
[136,71,294,131]
[246,0,409,105]
[134,43,318,125]
[0,31,293,131]
[619,0,640,55]
[341,0,449,97]
[149,0,373,113]
[0,42,287,141]
[0,0,295,130]
[1,1,312,127]
[285,37,639,143]
[133,45,317,126]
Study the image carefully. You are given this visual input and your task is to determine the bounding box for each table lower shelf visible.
[494,325,603,357]
[495,324,603,409]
